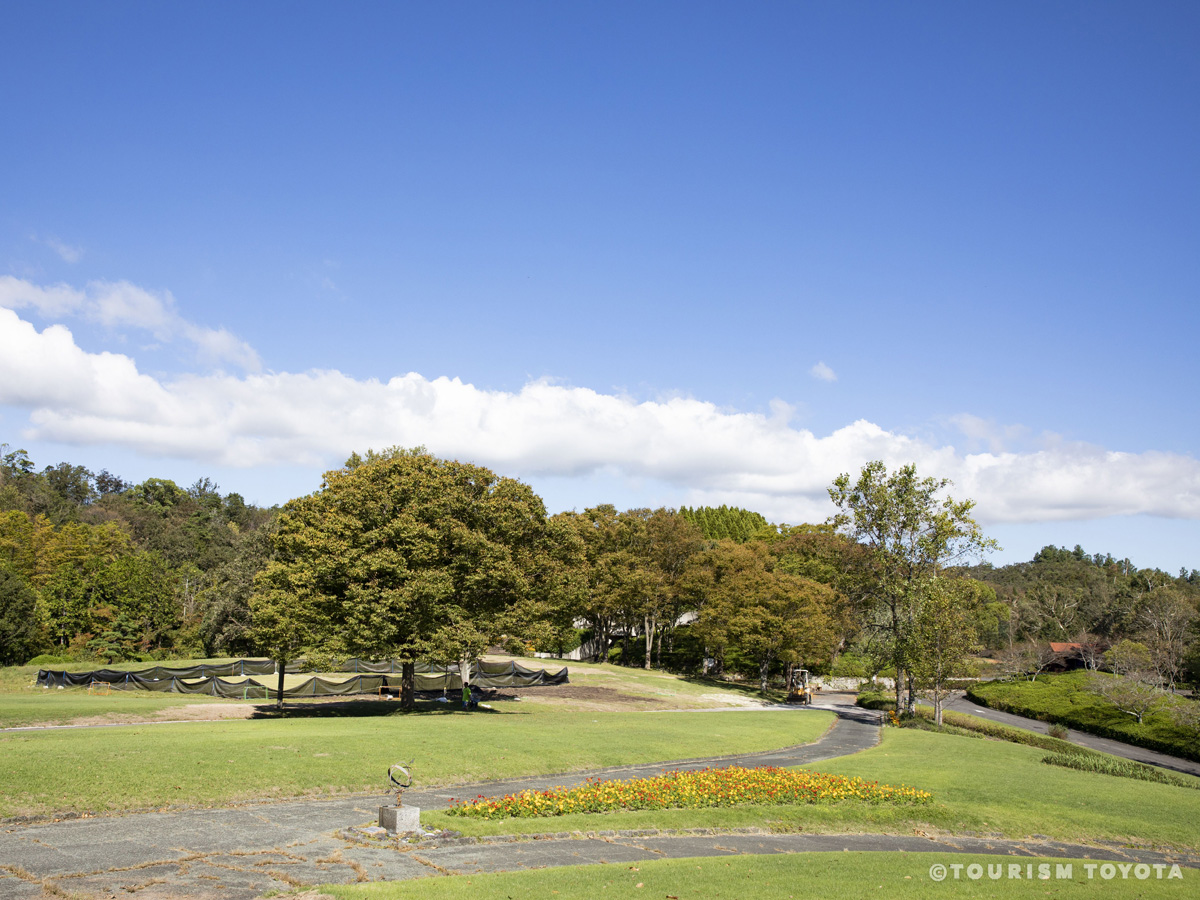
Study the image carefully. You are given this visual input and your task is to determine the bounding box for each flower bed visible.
[446,765,932,820]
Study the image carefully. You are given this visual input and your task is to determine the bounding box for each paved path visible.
[0,704,875,899]
[1,701,1195,899]
[941,694,1200,778]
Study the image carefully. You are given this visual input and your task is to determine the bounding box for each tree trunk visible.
[592,619,608,663]
[276,659,286,710]
[400,660,415,709]
[759,653,772,693]
[643,614,656,670]
[460,656,472,710]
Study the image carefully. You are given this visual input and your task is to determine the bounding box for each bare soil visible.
[491,683,673,709]
[31,703,261,730]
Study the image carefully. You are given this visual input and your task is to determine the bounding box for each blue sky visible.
[2,1,1198,572]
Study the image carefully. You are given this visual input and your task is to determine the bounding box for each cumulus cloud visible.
[810,361,837,382]
[0,276,260,371]
[2,307,1198,526]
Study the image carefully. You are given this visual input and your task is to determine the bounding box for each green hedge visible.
[967,672,1199,763]
[912,707,1097,757]
[855,690,895,711]
[1041,753,1200,790]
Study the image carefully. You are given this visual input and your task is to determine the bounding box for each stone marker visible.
[379,804,421,833]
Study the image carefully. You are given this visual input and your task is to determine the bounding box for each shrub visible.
[1048,723,1069,740]
[25,654,74,667]
[855,690,895,711]
[902,714,981,740]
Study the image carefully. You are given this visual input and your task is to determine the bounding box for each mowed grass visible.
[0,703,833,819]
[539,658,785,706]
[0,691,234,728]
[418,726,1200,851]
[818,728,1200,849]
[322,852,1192,900]
[0,657,777,728]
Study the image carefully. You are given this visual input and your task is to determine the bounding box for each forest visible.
[2,443,1198,694]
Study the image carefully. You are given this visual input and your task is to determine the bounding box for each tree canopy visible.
[828,460,997,709]
[2,439,1196,698]
[252,447,581,703]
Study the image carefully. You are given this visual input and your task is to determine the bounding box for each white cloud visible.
[949,413,1030,453]
[810,361,837,382]
[31,234,84,264]
[2,307,1198,527]
[0,276,260,371]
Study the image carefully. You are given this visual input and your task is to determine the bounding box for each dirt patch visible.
[38,703,261,729]
[698,692,771,708]
[152,702,259,722]
[502,684,672,710]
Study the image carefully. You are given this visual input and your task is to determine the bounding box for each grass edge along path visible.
[413,724,1200,850]
[0,706,836,820]
[320,851,1193,900]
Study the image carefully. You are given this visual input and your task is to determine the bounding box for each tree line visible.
[0,444,273,664]
[2,443,1197,715]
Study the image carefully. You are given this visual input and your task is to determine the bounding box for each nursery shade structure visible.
[36,659,568,698]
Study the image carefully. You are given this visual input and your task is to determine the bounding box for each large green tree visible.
[828,461,997,712]
[555,505,644,664]
[252,448,575,706]
[688,540,838,691]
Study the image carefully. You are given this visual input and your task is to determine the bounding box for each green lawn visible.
[0,691,237,728]
[321,852,1192,900]
[968,672,1199,762]
[817,727,1200,849]
[0,658,243,727]
[0,656,783,728]
[0,703,833,818]
[417,725,1200,851]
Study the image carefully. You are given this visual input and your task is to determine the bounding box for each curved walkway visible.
[0,703,1193,900]
[0,706,866,899]
[941,693,1200,778]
